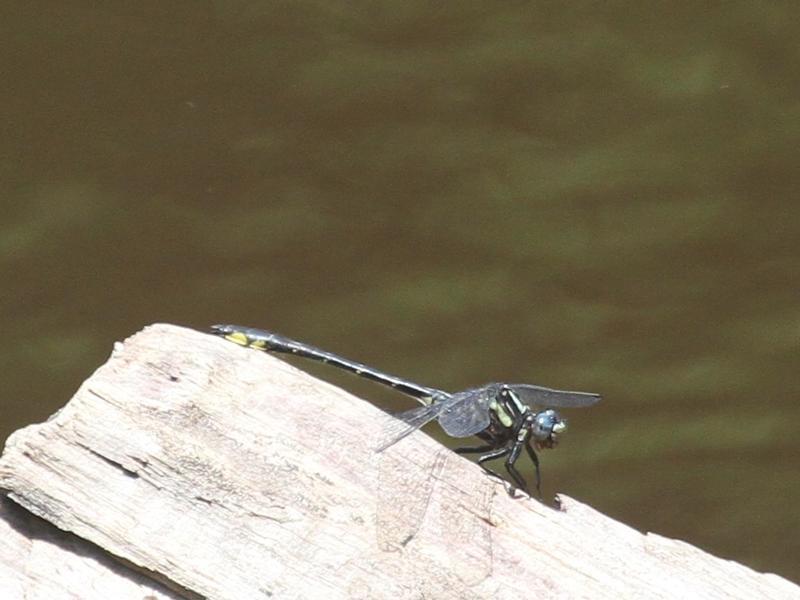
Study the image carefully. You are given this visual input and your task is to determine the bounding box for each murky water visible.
[3,3,799,583]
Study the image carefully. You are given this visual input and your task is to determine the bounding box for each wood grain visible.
[0,324,796,599]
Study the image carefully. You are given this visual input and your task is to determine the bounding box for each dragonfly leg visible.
[504,441,529,496]
[524,441,542,499]
[457,445,514,494]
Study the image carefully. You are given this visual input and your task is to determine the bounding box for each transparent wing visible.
[436,387,495,437]
[376,448,448,551]
[510,384,601,408]
[378,386,500,448]
[376,383,600,452]
[375,402,450,452]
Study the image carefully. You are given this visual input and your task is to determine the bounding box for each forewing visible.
[511,384,601,408]
[375,402,449,452]
[436,387,494,437]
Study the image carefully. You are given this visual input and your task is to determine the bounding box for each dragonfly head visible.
[531,409,567,449]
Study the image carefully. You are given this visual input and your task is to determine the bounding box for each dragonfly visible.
[210,324,601,497]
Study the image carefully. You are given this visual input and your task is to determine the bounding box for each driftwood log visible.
[0,324,796,600]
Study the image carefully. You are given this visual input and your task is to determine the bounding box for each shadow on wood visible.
[0,324,797,599]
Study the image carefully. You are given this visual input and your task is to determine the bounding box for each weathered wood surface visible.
[0,496,181,600]
[0,324,797,600]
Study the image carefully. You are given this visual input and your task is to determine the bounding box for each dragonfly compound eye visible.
[532,409,567,442]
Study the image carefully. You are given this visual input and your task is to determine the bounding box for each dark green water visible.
[3,3,798,584]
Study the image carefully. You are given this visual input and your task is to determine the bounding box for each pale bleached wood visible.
[0,495,182,600]
[0,324,797,600]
